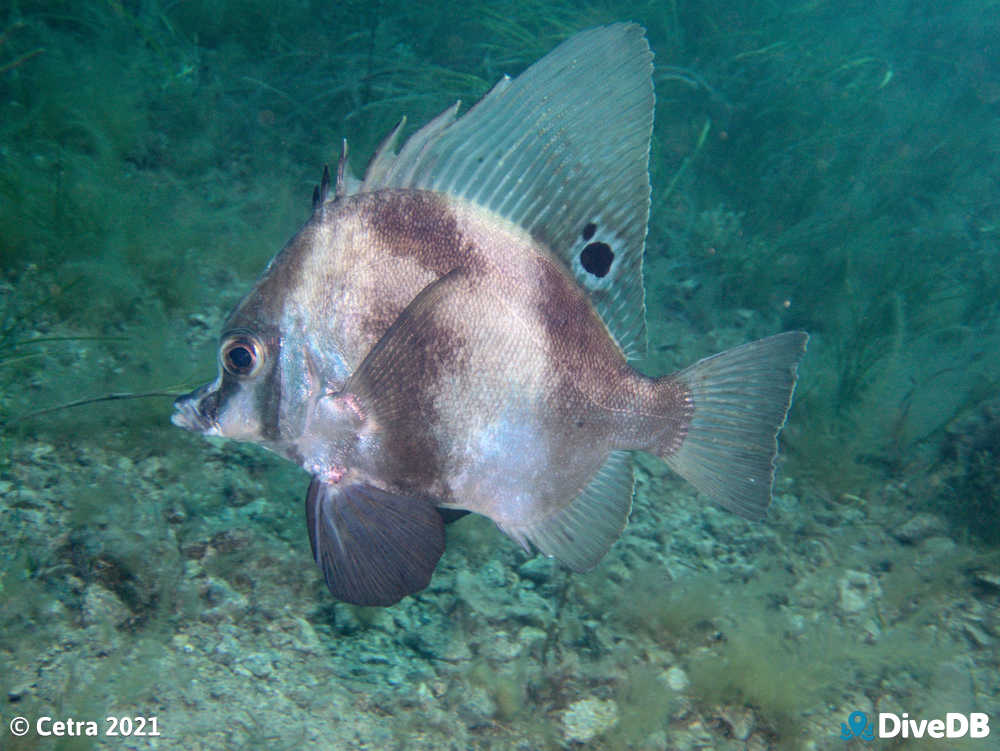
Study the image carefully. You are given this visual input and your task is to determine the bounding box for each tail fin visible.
[659,331,808,520]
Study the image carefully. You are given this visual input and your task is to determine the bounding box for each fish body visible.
[173,24,807,606]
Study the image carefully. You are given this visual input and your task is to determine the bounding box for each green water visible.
[2,1,998,749]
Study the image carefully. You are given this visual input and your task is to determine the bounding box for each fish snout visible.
[171,383,220,434]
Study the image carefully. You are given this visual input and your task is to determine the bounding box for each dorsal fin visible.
[314,140,361,211]
[358,24,655,359]
[312,164,330,211]
[335,138,351,198]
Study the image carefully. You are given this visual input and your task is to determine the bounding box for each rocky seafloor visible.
[1,265,998,751]
[2,319,998,751]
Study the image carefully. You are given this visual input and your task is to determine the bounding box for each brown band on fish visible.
[344,271,473,495]
[529,254,636,411]
[360,190,475,278]
[373,316,460,493]
[256,330,285,444]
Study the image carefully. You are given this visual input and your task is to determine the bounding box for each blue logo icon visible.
[841,711,875,741]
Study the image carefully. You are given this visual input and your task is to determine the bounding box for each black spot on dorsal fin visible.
[580,241,614,278]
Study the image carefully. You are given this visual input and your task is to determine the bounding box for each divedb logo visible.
[840,710,991,741]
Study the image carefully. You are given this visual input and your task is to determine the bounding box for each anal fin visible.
[502,451,634,572]
[305,478,445,606]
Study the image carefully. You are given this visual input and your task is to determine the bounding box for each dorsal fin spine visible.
[335,139,349,198]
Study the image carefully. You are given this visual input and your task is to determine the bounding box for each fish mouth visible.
[171,383,220,434]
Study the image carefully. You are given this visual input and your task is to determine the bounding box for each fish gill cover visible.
[1,1,998,749]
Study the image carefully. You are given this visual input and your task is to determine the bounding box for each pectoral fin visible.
[343,268,472,428]
[305,478,445,606]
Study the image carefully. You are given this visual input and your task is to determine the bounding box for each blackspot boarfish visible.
[172,23,808,606]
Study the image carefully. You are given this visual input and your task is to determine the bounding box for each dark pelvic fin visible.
[660,331,808,520]
[305,478,445,606]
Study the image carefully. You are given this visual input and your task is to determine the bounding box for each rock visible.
[91,528,181,618]
[456,564,554,625]
[860,617,882,643]
[458,686,497,727]
[517,556,556,585]
[665,666,690,691]
[199,576,249,623]
[8,681,32,702]
[210,632,241,666]
[517,626,547,647]
[974,570,1000,591]
[562,697,619,743]
[719,705,755,740]
[837,570,882,614]
[919,536,957,557]
[82,583,131,628]
[786,613,807,636]
[403,625,472,662]
[239,652,274,679]
[455,570,506,620]
[481,559,511,588]
[392,599,471,661]
[478,630,522,661]
[893,513,947,544]
[289,616,322,654]
[961,621,992,648]
[332,602,384,635]
[509,588,555,626]
[672,718,715,750]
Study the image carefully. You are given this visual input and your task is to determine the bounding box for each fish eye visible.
[220,334,264,378]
